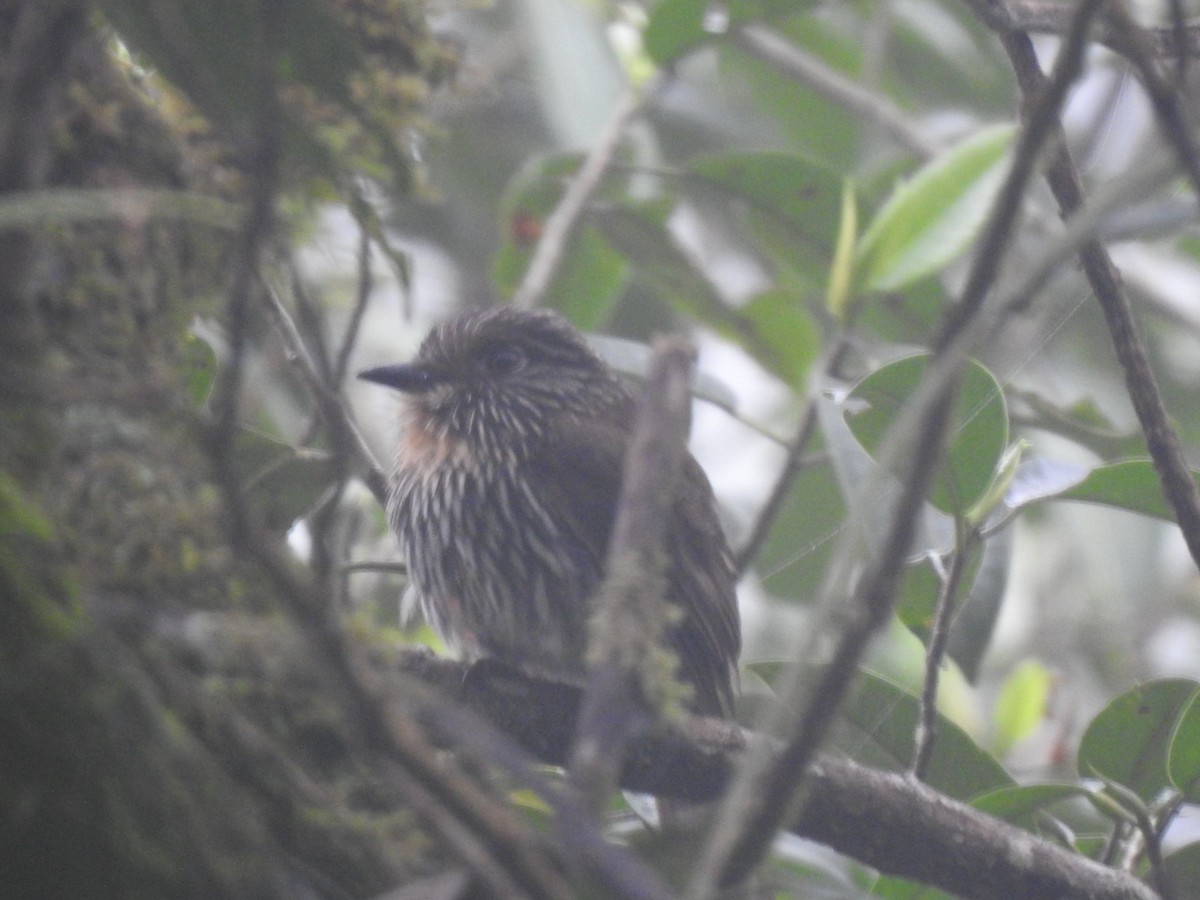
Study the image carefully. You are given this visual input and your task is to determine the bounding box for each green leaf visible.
[643,0,710,64]
[182,330,218,408]
[971,783,1091,835]
[946,527,1010,682]
[1058,459,1200,522]
[1165,842,1200,898]
[590,205,808,382]
[855,123,1015,292]
[892,530,1007,683]
[827,178,858,319]
[752,445,847,604]
[831,670,1012,801]
[894,551,975,639]
[1167,689,1200,801]
[717,19,861,169]
[689,151,844,285]
[845,354,1009,515]
[235,430,337,532]
[856,276,950,346]
[1079,678,1200,804]
[1004,458,1200,523]
[993,659,1052,756]
[740,290,820,387]
[546,226,627,329]
[1002,458,1091,510]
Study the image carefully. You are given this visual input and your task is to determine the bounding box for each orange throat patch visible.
[396,402,462,476]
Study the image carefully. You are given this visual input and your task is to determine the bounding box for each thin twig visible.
[334,218,374,388]
[937,0,1106,352]
[732,24,939,159]
[569,337,697,813]
[991,11,1200,574]
[260,283,389,506]
[910,529,974,781]
[1100,2,1200,202]
[1129,799,1174,900]
[511,83,650,309]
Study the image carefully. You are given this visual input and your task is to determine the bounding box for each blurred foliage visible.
[70,0,1200,894]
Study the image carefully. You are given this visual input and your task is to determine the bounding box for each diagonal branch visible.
[985,5,1200,573]
[511,83,650,310]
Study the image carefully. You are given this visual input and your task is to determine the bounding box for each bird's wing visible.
[531,410,740,717]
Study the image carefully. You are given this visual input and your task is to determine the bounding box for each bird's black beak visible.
[357,363,439,394]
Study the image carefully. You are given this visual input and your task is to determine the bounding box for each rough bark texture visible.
[0,3,440,896]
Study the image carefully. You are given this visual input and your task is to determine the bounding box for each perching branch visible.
[400,653,1159,900]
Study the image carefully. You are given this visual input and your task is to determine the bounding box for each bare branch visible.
[988,8,1200,574]
[569,337,697,812]
[1099,3,1200,202]
[511,84,650,309]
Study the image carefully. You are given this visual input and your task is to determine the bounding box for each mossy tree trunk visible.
[0,3,436,896]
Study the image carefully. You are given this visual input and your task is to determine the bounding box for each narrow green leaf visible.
[826,178,858,320]
[1079,678,1199,804]
[182,331,217,408]
[844,355,1009,515]
[856,123,1015,292]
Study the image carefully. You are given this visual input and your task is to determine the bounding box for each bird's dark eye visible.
[482,343,526,376]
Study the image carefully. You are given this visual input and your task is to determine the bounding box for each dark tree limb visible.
[975,2,1200,574]
[399,653,1158,900]
[967,0,1200,59]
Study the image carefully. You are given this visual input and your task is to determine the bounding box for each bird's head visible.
[359,307,626,455]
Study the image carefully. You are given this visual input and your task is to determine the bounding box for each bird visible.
[358,307,740,717]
